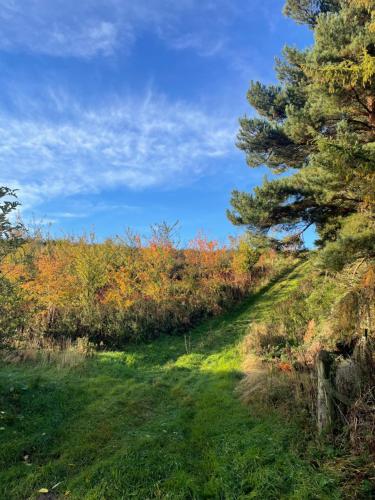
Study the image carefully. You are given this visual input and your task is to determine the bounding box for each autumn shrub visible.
[1,228,276,347]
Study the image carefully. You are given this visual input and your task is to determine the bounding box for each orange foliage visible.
[278,361,292,372]
[1,231,272,345]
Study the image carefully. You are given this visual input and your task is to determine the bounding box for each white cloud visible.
[0,90,237,210]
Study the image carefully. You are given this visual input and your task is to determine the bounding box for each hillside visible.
[0,264,343,499]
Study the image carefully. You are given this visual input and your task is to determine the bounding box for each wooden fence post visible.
[316,350,335,433]
[353,329,373,380]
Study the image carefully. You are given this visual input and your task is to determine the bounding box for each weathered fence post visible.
[316,350,335,433]
[353,329,373,380]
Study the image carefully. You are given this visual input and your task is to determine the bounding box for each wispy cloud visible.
[0,89,237,210]
[0,0,268,60]
[50,201,141,220]
[0,1,127,58]
[163,32,226,57]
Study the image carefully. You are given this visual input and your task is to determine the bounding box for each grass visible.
[0,263,342,499]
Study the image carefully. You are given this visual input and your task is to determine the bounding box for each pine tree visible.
[228,0,375,267]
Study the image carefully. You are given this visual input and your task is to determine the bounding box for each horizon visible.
[0,0,312,246]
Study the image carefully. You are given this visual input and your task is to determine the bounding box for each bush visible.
[1,230,281,347]
[243,322,288,358]
[0,275,26,347]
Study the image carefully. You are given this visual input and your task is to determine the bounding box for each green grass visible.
[0,263,341,499]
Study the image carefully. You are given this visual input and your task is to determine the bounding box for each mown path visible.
[0,264,341,499]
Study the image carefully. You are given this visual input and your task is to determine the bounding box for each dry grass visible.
[239,363,316,418]
[242,322,287,357]
[1,336,94,368]
[239,328,317,424]
[347,387,375,456]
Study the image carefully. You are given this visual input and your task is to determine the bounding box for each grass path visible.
[0,264,341,499]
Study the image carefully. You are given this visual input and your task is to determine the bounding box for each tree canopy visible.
[0,187,22,260]
[228,0,375,267]
[0,187,20,240]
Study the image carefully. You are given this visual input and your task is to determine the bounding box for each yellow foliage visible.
[306,50,375,91]
[350,0,375,31]
[1,231,268,343]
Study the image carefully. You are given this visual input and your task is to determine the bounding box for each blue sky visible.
[0,0,312,244]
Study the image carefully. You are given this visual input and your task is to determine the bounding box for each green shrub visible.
[0,276,25,347]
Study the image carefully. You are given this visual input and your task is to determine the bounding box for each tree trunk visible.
[367,96,375,127]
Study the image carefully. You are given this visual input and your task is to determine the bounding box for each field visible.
[0,264,344,499]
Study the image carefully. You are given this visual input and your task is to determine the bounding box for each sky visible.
[0,0,312,244]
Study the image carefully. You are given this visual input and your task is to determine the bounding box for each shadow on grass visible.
[0,357,338,500]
